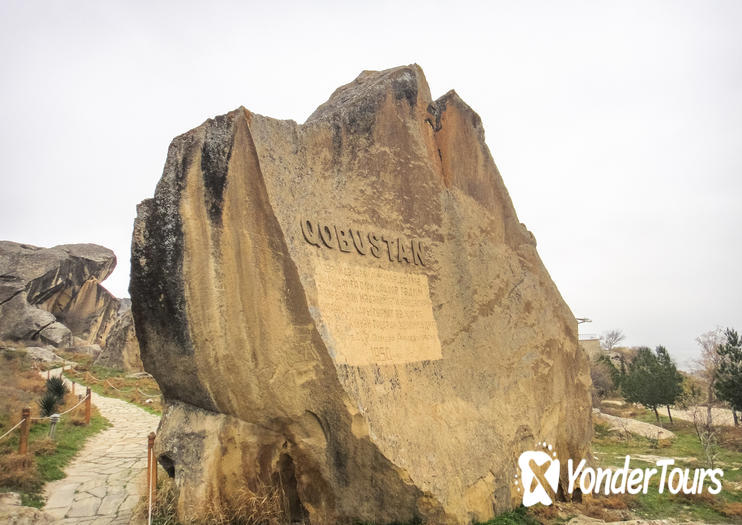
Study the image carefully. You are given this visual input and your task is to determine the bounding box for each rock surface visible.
[131,64,593,524]
[93,304,143,371]
[22,345,65,364]
[0,492,54,525]
[0,241,117,346]
[592,409,675,440]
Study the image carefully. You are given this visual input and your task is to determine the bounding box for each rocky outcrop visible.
[131,65,593,524]
[58,276,121,346]
[0,241,117,347]
[94,303,143,371]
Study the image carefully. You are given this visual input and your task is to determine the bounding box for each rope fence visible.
[85,371,103,383]
[60,392,90,416]
[0,388,92,454]
[104,379,127,392]
[0,418,26,442]
[63,367,162,406]
[137,388,160,399]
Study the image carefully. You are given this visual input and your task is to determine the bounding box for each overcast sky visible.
[1,1,740,369]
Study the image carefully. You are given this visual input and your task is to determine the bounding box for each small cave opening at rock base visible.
[158,453,175,478]
[273,453,310,524]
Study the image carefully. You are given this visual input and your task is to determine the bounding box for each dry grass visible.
[529,502,559,521]
[717,424,742,452]
[198,482,287,525]
[136,472,180,525]
[669,491,742,519]
[0,452,42,492]
[0,348,46,431]
[30,438,57,456]
[719,501,742,518]
[669,490,717,507]
[139,473,291,525]
[574,493,635,522]
[0,348,47,498]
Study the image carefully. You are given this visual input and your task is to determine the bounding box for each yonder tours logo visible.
[516,442,724,507]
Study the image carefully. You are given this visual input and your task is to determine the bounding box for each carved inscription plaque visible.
[313,260,442,366]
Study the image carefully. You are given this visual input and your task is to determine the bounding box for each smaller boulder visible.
[23,346,64,364]
[0,491,54,525]
[37,322,73,347]
[65,344,102,357]
[94,305,143,371]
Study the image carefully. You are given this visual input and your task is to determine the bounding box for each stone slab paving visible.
[41,367,161,524]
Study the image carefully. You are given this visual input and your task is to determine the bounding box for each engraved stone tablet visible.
[313,260,441,366]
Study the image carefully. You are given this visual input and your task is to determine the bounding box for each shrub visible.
[45,376,68,401]
[37,391,59,417]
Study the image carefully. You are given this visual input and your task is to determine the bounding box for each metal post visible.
[85,387,91,425]
[18,407,30,454]
[49,414,60,439]
[72,381,75,395]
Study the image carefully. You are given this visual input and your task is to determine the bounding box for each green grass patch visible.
[0,347,111,508]
[476,505,540,524]
[33,412,110,482]
[593,406,742,523]
[1,410,110,508]
[62,360,162,416]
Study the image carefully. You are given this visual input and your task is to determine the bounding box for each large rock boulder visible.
[0,242,118,346]
[131,64,593,524]
[93,300,143,371]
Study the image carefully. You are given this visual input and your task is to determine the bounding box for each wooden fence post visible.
[85,387,91,425]
[71,381,75,395]
[47,369,50,380]
[147,432,157,506]
[18,407,31,455]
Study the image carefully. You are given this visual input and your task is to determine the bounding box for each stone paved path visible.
[41,367,161,524]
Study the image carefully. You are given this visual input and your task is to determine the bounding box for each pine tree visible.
[621,346,683,424]
[715,328,742,426]
[655,346,683,424]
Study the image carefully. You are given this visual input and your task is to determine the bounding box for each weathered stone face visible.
[93,304,143,371]
[131,64,593,525]
[0,241,118,347]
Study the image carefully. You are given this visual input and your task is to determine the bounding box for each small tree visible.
[601,329,626,351]
[715,328,742,426]
[590,357,617,405]
[676,375,704,409]
[621,346,683,424]
[655,346,684,424]
[696,328,725,426]
[597,354,622,390]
